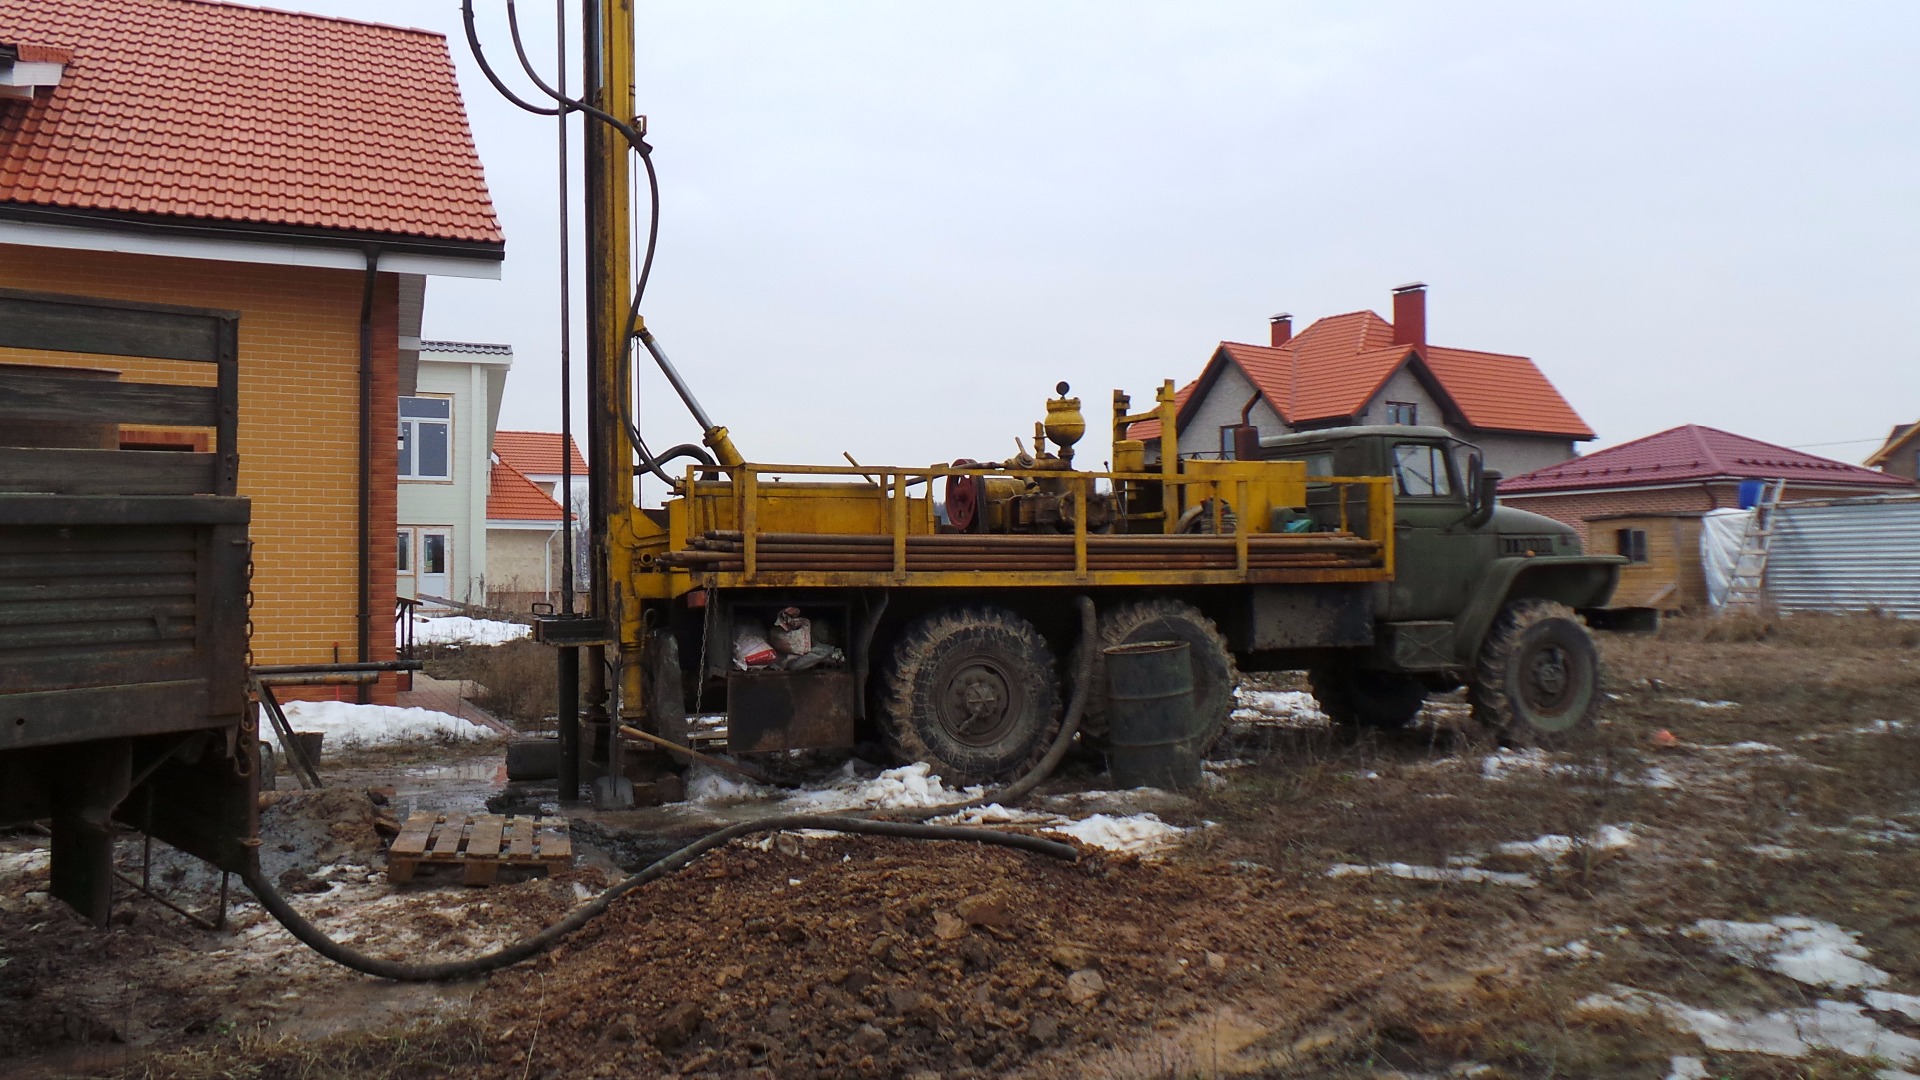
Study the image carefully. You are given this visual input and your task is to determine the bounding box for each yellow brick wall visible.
[0,244,399,701]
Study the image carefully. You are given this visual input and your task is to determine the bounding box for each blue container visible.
[1737,478,1765,509]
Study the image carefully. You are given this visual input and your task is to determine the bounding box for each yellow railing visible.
[666,460,1395,584]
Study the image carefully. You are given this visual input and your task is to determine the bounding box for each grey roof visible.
[419,340,512,356]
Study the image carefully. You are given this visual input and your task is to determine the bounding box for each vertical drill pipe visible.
[557,642,580,802]
[556,0,575,617]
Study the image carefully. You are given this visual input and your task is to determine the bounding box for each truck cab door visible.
[1386,441,1484,620]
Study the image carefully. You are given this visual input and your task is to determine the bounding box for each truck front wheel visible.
[1308,666,1425,730]
[1470,600,1600,746]
[879,606,1061,785]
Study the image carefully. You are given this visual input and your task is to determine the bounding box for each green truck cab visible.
[1246,424,1636,745]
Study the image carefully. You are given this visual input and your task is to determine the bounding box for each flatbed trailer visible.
[0,288,255,924]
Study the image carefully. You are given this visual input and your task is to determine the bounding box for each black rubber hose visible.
[243,815,1074,983]
[242,596,1102,982]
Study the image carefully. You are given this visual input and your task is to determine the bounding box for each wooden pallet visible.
[386,812,573,885]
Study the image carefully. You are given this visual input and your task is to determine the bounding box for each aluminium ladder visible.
[1721,478,1786,613]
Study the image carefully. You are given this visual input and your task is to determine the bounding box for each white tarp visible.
[1701,507,1752,608]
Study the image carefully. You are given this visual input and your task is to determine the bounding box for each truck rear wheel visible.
[879,606,1060,785]
[1307,666,1426,730]
[1076,599,1238,752]
[1470,600,1600,746]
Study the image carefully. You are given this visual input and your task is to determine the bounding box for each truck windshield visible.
[1392,443,1453,498]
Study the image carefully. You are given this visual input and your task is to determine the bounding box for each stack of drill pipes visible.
[691,531,1377,552]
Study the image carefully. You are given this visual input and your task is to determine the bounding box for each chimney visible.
[1268,313,1292,347]
[1391,282,1426,346]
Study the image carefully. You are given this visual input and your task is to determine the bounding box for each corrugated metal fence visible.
[1766,495,1920,618]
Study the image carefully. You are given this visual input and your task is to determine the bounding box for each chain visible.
[691,586,714,714]
[244,542,257,670]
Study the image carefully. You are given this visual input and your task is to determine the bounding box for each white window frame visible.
[396,528,414,574]
[399,395,453,481]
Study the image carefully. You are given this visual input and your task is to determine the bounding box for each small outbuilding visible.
[1586,511,1710,610]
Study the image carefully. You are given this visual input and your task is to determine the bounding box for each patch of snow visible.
[1866,990,1920,1022]
[1327,862,1537,887]
[1748,844,1803,859]
[685,763,778,803]
[1665,1056,1709,1080]
[1637,766,1680,789]
[1498,825,1635,860]
[406,616,531,646]
[278,701,504,749]
[932,804,1192,857]
[1231,688,1328,727]
[1545,940,1598,961]
[1481,748,1552,780]
[1690,916,1890,990]
[1679,699,1740,710]
[1048,813,1189,856]
[1587,987,1920,1067]
[0,850,49,877]
[782,762,985,812]
[1715,741,1782,752]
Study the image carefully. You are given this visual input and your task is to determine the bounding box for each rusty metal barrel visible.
[1103,639,1202,789]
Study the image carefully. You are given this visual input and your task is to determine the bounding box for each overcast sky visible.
[328,2,1916,484]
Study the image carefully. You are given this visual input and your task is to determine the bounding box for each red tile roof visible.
[1501,425,1916,494]
[1131,309,1592,442]
[493,431,588,477]
[0,0,501,246]
[487,458,567,522]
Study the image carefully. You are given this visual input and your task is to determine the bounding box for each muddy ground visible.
[2,614,1918,1079]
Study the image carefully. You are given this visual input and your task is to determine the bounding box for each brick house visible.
[487,430,583,611]
[0,1,503,702]
[1133,284,1593,478]
[1866,422,1919,481]
[1499,424,1915,549]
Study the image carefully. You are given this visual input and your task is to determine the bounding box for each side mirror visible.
[1465,464,1502,529]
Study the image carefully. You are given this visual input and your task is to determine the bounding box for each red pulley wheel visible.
[945,459,981,531]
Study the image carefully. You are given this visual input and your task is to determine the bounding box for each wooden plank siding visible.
[1592,512,1708,610]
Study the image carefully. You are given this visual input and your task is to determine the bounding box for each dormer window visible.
[0,44,72,100]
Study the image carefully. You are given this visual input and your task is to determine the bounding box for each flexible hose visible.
[243,597,1101,981]
[244,816,1072,982]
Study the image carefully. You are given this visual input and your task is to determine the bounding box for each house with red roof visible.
[494,430,591,505]
[1499,424,1915,549]
[1136,284,1593,478]
[1866,421,1920,482]
[0,0,503,702]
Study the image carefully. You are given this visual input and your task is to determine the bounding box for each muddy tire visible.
[1307,666,1426,730]
[879,606,1060,785]
[1074,599,1238,751]
[1469,600,1600,746]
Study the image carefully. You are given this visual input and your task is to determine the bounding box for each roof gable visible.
[0,0,501,247]
[487,457,567,522]
[1140,307,1592,443]
[1865,421,1919,468]
[494,430,588,477]
[1501,424,1917,493]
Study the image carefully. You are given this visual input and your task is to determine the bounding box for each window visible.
[1615,528,1648,563]
[1386,401,1418,426]
[1391,442,1453,498]
[396,529,412,573]
[1219,425,1253,460]
[422,533,448,576]
[399,396,452,480]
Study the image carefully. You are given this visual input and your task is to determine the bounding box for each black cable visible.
[460,0,562,116]
[243,599,1102,982]
[244,816,1074,982]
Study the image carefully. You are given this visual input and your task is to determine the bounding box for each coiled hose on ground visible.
[241,597,1098,981]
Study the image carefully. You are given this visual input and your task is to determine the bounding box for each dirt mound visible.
[473,834,1393,1078]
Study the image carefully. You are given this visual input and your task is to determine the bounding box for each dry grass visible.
[423,639,557,731]
[98,1016,492,1080]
